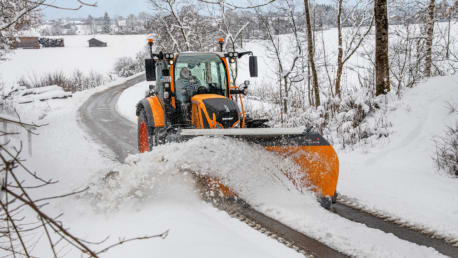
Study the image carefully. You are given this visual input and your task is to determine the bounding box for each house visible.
[88,38,107,47]
[14,37,40,49]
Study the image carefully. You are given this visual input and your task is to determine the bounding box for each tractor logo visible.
[224,104,230,113]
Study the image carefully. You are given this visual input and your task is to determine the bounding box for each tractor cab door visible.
[154,61,166,99]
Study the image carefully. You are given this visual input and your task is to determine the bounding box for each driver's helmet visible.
[180,67,191,80]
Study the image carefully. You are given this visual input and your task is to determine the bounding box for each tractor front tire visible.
[137,109,155,152]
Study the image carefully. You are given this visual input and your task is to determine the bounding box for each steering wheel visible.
[183,84,195,91]
[196,86,208,94]
[208,83,223,95]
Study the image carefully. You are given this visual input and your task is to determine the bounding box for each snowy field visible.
[0,34,146,85]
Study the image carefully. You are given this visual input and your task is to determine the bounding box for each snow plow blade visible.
[180,128,339,199]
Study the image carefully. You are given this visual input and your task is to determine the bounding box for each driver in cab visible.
[175,67,204,102]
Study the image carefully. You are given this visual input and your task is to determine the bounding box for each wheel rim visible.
[139,121,149,153]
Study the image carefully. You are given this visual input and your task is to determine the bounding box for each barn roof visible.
[88,38,106,43]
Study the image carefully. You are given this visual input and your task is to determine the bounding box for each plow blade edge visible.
[180,128,339,198]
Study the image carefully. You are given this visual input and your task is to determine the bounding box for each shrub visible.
[18,70,108,92]
[433,122,458,177]
[114,55,144,78]
[113,49,147,78]
[245,86,392,149]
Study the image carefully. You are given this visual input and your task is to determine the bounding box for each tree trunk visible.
[307,60,313,106]
[283,76,289,114]
[335,0,343,98]
[425,0,436,77]
[446,8,451,59]
[304,0,320,106]
[374,0,390,96]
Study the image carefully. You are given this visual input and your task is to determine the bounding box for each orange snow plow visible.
[179,129,339,206]
[136,38,339,208]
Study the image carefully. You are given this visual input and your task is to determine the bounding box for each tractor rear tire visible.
[137,109,155,152]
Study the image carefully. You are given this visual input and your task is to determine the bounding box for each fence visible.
[1,117,38,156]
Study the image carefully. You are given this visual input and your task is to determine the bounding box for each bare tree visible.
[335,0,374,98]
[103,12,112,34]
[149,0,192,51]
[443,1,455,59]
[374,0,390,96]
[148,0,218,52]
[304,0,320,106]
[425,0,436,77]
[256,0,303,120]
[0,123,166,256]
[217,2,249,84]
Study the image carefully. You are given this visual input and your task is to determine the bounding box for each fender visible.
[136,96,165,128]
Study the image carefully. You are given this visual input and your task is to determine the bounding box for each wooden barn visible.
[14,37,40,49]
[88,38,107,47]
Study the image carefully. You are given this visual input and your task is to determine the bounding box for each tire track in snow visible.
[334,195,458,257]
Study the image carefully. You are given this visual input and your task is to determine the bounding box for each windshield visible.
[174,54,228,103]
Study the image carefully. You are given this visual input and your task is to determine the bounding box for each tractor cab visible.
[174,53,229,102]
[143,39,258,129]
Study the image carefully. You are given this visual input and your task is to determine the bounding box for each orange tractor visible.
[136,39,339,208]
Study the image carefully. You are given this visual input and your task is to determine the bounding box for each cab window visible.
[174,54,228,103]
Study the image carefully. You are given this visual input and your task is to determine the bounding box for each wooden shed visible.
[14,37,40,49]
[88,38,107,47]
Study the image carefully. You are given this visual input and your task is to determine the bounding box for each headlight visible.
[232,120,240,128]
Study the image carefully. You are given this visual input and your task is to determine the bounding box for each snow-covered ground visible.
[0,34,146,85]
[2,29,457,257]
[339,75,458,240]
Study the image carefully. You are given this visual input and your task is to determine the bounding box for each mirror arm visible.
[230,89,247,95]
[237,51,253,58]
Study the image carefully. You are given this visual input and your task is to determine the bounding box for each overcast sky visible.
[42,0,152,19]
[42,0,331,19]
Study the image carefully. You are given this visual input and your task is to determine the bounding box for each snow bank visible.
[14,85,72,103]
[116,80,150,123]
[339,75,458,241]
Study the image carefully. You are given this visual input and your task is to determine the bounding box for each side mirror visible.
[146,84,155,97]
[164,82,171,99]
[145,59,156,81]
[249,56,258,77]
